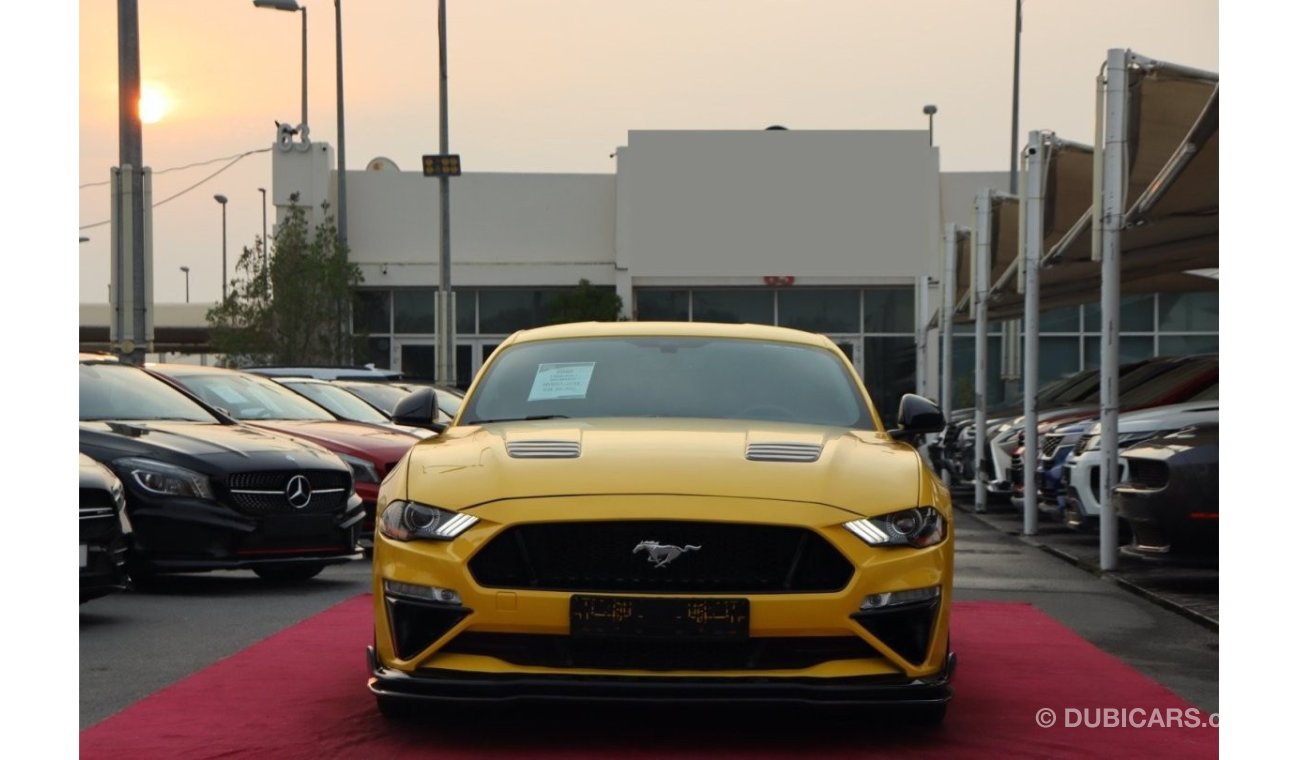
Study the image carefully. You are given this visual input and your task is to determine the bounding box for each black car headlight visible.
[115,457,214,500]
[379,500,478,541]
[844,507,945,548]
[338,453,381,484]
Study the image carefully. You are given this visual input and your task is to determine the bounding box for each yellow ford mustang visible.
[368,322,954,722]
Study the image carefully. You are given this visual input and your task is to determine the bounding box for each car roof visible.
[244,365,403,380]
[503,321,837,349]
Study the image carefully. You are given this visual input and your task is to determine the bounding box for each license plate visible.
[79,544,88,569]
[570,595,749,640]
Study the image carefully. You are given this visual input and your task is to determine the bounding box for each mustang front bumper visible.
[368,646,955,706]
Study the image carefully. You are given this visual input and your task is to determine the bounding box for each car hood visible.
[247,420,419,462]
[400,418,925,518]
[79,420,345,473]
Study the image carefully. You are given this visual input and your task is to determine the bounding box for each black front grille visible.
[469,521,854,593]
[226,469,351,515]
[1040,435,1063,459]
[441,632,880,671]
[1124,458,1169,490]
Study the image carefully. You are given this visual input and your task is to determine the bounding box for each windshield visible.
[337,382,410,414]
[168,371,336,421]
[1118,358,1216,407]
[461,336,875,429]
[80,363,218,423]
[282,381,390,423]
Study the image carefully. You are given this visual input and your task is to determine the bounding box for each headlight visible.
[844,507,945,548]
[338,453,380,484]
[379,500,479,541]
[1084,430,1163,452]
[115,457,214,500]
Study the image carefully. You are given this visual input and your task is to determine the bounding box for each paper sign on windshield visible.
[528,362,596,401]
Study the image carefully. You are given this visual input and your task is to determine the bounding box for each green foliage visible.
[546,279,624,324]
[206,196,364,367]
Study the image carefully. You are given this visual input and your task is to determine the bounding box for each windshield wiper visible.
[466,415,570,424]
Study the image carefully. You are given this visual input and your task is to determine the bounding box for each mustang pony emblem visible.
[633,540,701,568]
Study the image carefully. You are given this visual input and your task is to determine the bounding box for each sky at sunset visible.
[73,0,1219,304]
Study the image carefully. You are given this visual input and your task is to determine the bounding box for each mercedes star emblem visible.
[285,474,313,509]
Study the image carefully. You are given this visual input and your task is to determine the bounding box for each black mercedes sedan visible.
[80,452,129,602]
[79,357,365,584]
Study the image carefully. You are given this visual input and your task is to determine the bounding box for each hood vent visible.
[746,442,823,462]
[506,440,581,459]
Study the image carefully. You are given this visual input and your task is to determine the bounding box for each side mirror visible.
[391,387,448,433]
[888,394,945,441]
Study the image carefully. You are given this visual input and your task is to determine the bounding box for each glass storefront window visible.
[861,336,916,428]
[950,335,1005,409]
[636,290,689,321]
[1038,336,1080,383]
[1158,334,1217,356]
[353,290,390,333]
[692,290,773,324]
[456,289,476,334]
[1157,292,1218,332]
[1083,294,1155,332]
[1083,336,1155,369]
[478,289,560,334]
[778,290,859,332]
[359,337,391,369]
[394,289,438,333]
[1037,305,1079,333]
[863,288,913,333]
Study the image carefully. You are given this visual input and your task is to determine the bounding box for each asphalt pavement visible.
[952,488,1219,631]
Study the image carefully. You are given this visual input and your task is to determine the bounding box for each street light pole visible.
[180,266,191,303]
[334,0,348,245]
[253,0,308,131]
[214,194,229,301]
[923,104,938,146]
[436,0,455,387]
[1010,0,1023,194]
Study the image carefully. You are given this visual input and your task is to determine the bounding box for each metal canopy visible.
[952,64,1218,325]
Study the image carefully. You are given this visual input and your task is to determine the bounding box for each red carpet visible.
[81,597,1217,759]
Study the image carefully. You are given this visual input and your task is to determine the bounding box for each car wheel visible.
[252,563,325,583]
[125,557,165,593]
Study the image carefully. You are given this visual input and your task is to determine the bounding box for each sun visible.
[139,84,169,124]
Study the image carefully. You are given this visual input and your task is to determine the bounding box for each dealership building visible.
[81,126,1218,421]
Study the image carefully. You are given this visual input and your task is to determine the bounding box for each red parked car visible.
[148,364,421,552]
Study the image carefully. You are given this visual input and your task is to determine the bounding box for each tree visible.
[546,279,624,324]
[207,196,363,366]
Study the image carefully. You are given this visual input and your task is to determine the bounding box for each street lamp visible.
[253,0,308,132]
[1010,0,1023,193]
[180,266,191,303]
[922,104,938,146]
[254,0,348,246]
[214,194,229,301]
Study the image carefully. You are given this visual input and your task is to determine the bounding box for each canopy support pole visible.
[973,189,993,513]
[1021,130,1048,536]
[1099,48,1132,571]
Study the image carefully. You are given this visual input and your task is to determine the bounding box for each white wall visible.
[343,169,617,289]
[616,130,943,286]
